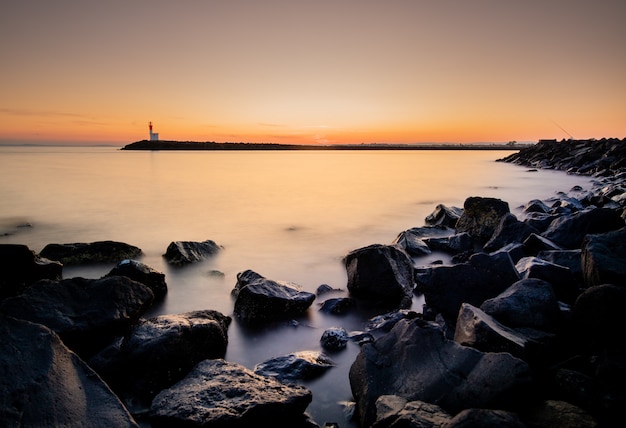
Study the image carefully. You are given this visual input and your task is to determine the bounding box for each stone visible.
[445,408,526,428]
[523,233,562,254]
[320,327,350,351]
[455,196,510,244]
[541,208,624,250]
[232,270,315,322]
[490,242,526,264]
[104,259,167,300]
[520,400,598,428]
[424,204,463,228]
[523,199,551,215]
[537,250,584,285]
[150,359,312,428]
[318,297,356,315]
[483,213,539,253]
[0,276,154,357]
[392,230,431,257]
[424,232,474,254]
[162,239,221,265]
[581,227,626,287]
[343,244,414,308]
[89,310,231,412]
[0,244,62,300]
[372,395,452,428]
[254,350,334,382]
[0,315,138,427]
[515,257,579,304]
[39,240,142,264]
[349,319,532,427]
[365,309,420,332]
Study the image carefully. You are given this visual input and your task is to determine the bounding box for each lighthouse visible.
[149,122,159,141]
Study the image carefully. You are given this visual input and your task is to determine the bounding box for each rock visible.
[444,408,526,428]
[0,315,138,427]
[424,204,463,228]
[455,196,510,244]
[490,242,526,264]
[541,208,624,250]
[163,239,221,265]
[349,319,532,427]
[524,212,561,233]
[392,230,431,257]
[523,233,562,254]
[520,399,599,428]
[0,244,62,300]
[39,240,142,264]
[89,310,231,412]
[581,227,626,287]
[320,327,349,351]
[343,244,414,308]
[537,250,584,285]
[150,359,312,428]
[480,278,561,331]
[421,252,520,321]
[316,284,341,295]
[254,350,334,382]
[483,213,539,253]
[524,199,552,215]
[318,297,356,315]
[515,257,579,304]
[104,259,167,300]
[0,276,154,357]
[365,309,420,332]
[424,232,474,254]
[232,270,315,322]
[372,395,452,428]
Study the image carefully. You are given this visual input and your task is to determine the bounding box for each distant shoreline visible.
[121,140,528,151]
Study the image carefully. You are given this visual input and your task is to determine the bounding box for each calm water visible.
[0,146,592,425]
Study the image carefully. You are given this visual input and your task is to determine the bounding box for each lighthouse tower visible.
[149,122,159,141]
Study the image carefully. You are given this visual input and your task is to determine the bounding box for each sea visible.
[0,145,593,426]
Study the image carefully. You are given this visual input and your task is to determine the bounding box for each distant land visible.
[121,140,531,151]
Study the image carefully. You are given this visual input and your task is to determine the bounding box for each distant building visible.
[149,122,159,141]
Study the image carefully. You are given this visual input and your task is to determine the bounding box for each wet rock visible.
[0,244,62,300]
[349,319,532,427]
[150,359,312,428]
[372,395,451,428]
[365,309,420,332]
[523,233,562,254]
[0,276,154,357]
[424,232,474,254]
[537,250,584,285]
[424,204,463,228]
[490,242,526,264]
[40,240,142,264]
[316,283,341,295]
[232,270,315,322]
[483,213,539,253]
[318,297,356,315]
[581,227,626,287]
[523,199,552,215]
[0,315,138,427]
[541,208,624,250]
[343,244,414,308]
[520,399,599,428]
[524,212,561,233]
[254,350,334,382]
[320,327,349,351]
[392,230,431,256]
[445,408,526,428]
[455,196,510,244]
[105,259,167,300]
[515,257,579,304]
[162,239,221,265]
[89,310,230,412]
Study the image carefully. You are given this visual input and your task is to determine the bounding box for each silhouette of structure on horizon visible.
[149,122,159,141]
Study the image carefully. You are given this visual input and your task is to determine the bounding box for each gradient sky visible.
[1,0,625,145]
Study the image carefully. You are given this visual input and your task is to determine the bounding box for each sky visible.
[1,0,625,146]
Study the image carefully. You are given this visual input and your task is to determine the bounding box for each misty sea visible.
[0,145,593,426]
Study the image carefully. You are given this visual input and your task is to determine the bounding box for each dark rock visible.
[349,319,532,427]
[520,399,599,428]
[524,212,561,233]
[319,297,356,315]
[424,204,463,228]
[150,359,312,428]
[343,244,414,308]
[349,331,375,345]
[104,259,167,300]
[316,284,341,295]
[523,232,562,255]
[490,242,526,264]
[40,240,142,264]
[320,327,349,351]
[537,250,584,285]
[483,213,539,253]
[163,239,221,265]
[0,244,62,300]
[421,252,520,321]
[541,208,624,250]
[445,408,526,428]
[524,199,552,215]
[455,196,510,244]
[372,395,451,428]
[581,227,626,287]
[515,257,579,304]
[89,310,230,412]
[480,278,561,331]
[0,276,154,357]
[392,230,431,257]
[0,315,138,427]
[254,350,334,382]
[232,270,315,322]
[424,232,474,254]
[365,309,420,332]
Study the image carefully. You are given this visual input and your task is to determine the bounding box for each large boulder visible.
[515,257,579,304]
[162,240,221,265]
[537,250,584,285]
[0,315,138,427]
[0,244,62,300]
[150,359,312,428]
[541,208,624,250]
[343,244,414,308]
[423,232,474,254]
[254,350,334,382]
[424,204,463,227]
[89,310,231,412]
[350,319,532,427]
[39,240,142,264]
[232,270,315,322]
[105,259,167,300]
[581,227,626,287]
[483,213,539,253]
[421,252,520,321]
[0,276,154,357]
[371,395,452,428]
[455,197,510,244]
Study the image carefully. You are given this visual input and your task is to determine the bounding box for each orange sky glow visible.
[1,0,625,145]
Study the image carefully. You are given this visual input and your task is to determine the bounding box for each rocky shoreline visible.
[1,138,625,427]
